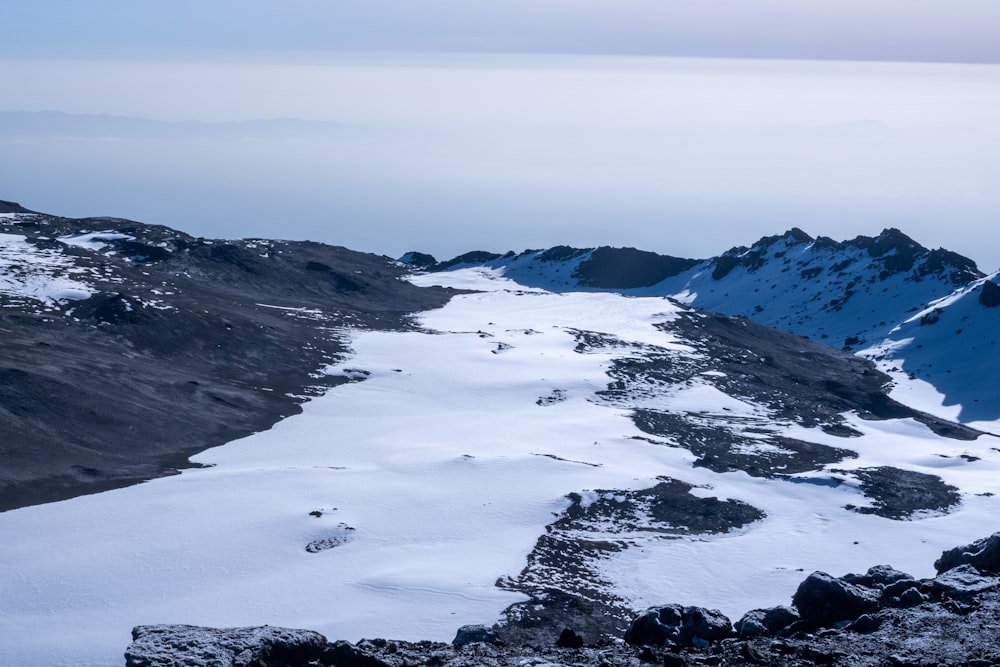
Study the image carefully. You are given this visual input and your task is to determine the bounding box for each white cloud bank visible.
[2,55,999,269]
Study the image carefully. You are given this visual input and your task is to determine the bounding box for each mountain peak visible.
[868,227,921,258]
[785,227,814,243]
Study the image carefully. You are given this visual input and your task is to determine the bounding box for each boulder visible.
[881,577,920,599]
[842,564,914,589]
[935,532,1000,574]
[624,605,683,647]
[929,564,1000,599]
[845,613,882,634]
[555,628,584,648]
[979,280,1000,308]
[125,624,328,667]
[792,572,879,628]
[451,624,500,646]
[680,606,733,646]
[323,640,392,667]
[735,605,800,637]
[624,604,732,647]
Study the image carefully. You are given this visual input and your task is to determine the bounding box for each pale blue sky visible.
[4,1,1000,63]
[2,2,999,270]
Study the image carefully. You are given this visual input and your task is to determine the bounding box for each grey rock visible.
[451,624,500,646]
[935,531,1000,574]
[881,577,920,600]
[323,640,391,667]
[979,280,1000,307]
[624,605,683,646]
[845,613,882,633]
[930,564,1000,599]
[735,606,799,637]
[842,565,913,589]
[125,624,327,667]
[792,571,879,628]
[555,628,584,648]
[898,587,925,607]
[624,604,731,647]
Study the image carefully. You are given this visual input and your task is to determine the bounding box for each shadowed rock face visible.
[572,246,698,288]
[936,533,1000,574]
[125,625,328,667]
[980,280,1000,307]
[0,210,460,512]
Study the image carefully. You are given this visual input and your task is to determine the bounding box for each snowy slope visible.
[861,272,1000,429]
[3,268,998,666]
[410,229,993,427]
[413,229,983,350]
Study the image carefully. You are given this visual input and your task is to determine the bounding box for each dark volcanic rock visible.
[624,605,732,647]
[496,478,762,646]
[735,606,799,637]
[842,564,914,589]
[935,532,1000,574]
[980,280,1000,307]
[397,251,437,269]
[792,571,879,628]
[838,467,961,519]
[596,309,981,490]
[434,250,504,271]
[555,628,584,648]
[664,310,981,440]
[929,564,1000,599]
[572,246,697,289]
[323,640,392,667]
[451,625,499,646]
[125,624,327,667]
[0,210,459,512]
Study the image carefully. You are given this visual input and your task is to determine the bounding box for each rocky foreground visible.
[125,533,1000,667]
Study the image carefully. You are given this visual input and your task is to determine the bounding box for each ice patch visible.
[0,233,94,306]
[57,231,134,251]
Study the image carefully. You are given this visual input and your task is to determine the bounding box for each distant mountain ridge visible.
[404,227,984,344]
[403,228,999,424]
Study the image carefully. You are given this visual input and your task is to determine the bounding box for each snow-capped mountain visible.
[2,203,999,666]
[405,228,998,426]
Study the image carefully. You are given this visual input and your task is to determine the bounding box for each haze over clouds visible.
[1,2,999,269]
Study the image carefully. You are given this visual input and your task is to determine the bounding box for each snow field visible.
[1,268,998,666]
[0,232,94,304]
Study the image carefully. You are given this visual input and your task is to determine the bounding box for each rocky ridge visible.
[0,200,458,511]
[403,229,1000,425]
[124,532,1000,666]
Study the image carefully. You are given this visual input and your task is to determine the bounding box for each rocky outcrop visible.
[623,604,732,648]
[935,532,1000,573]
[734,605,799,638]
[125,625,328,667]
[450,625,499,646]
[791,571,880,628]
[979,279,1000,307]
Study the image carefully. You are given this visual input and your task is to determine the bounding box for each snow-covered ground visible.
[2,268,999,666]
[860,271,1000,430]
[0,231,95,305]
